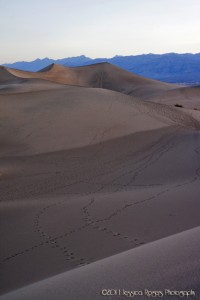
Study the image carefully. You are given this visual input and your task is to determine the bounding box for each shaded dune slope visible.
[0,66,25,85]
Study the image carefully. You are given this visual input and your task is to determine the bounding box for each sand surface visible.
[1,226,199,300]
[147,85,200,109]
[0,63,200,299]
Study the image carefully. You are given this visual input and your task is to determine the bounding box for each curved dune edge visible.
[1,226,199,300]
[0,66,24,85]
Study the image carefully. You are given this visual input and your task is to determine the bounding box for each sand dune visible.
[1,126,200,296]
[0,86,199,156]
[149,85,200,110]
[0,63,200,299]
[4,63,178,98]
[1,226,199,300]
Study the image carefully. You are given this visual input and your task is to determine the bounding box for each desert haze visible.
[0,63,200,299]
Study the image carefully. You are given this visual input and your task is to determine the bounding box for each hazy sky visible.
[0,0,200,64]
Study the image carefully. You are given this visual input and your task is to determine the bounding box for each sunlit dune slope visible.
[4,63,177,98]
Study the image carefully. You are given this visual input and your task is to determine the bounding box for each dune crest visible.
[4,62,178,97]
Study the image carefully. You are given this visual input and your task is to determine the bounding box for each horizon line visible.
[2,52,200,65]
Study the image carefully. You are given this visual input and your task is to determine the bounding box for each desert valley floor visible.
[0,63,200,299]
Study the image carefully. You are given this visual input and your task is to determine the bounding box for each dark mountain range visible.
[2,53,200,84]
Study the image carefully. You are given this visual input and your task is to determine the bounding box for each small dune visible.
[149,85,200,110]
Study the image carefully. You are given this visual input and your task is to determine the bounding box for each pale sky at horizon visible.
[0,0,200,64]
